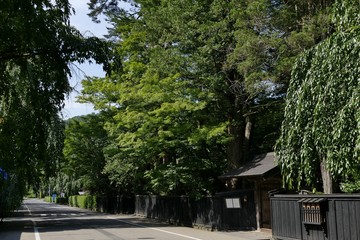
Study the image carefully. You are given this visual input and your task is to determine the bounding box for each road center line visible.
[107,216,203,240]
[24,202,41,240]
[33,221,41,240]
[24,203,32,215]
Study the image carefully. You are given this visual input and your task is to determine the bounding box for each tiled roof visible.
[219,152,278,179]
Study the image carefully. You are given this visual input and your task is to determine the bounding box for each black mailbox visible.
[298,198,327,235]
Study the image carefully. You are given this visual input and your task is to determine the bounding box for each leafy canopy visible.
[0,0,111,212]
[276,0,360,191]
[79,0,335,196]
[62,114,110,195]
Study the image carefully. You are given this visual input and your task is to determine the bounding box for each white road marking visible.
[24,204,32,215]
[39,213,88,217]
[24,203,42,240]
[33,221,41,240]
[107,216,203,240]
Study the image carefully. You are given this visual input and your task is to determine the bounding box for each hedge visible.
[44,196,68,204]
[68,195,97,211]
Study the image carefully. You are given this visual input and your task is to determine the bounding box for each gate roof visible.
[219,152,279,179]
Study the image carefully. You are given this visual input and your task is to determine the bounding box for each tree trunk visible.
[243,115,254,162]
[320,161,333,194]
[227,121,244,170]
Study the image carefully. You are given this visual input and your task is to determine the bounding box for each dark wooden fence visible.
[135,190,256,230]
[271,194,360,240]
[97,195,135,214]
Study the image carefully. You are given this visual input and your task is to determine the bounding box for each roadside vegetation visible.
[1,0,359,217]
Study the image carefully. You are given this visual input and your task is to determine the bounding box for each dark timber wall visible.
[135,190,256,230]
[271,194,360,240]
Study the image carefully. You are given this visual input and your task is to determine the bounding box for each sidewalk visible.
[215,228,272,240]
[129,215,273,240]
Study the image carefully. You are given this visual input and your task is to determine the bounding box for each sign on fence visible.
[225,198,241,208]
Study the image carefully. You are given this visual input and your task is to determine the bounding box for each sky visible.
[61,0,109,119]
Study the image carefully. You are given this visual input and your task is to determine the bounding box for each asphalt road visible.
[0,199,271,240]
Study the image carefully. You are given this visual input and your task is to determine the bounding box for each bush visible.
[67,195,134,213]
[340,180,360,193]
[26,191,36,198]
[44,196,68,204]
[68,195,97,210]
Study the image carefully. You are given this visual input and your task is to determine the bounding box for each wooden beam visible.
[255,180,261,230]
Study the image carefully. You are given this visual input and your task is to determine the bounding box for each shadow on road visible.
[0,201,142,240]
[0,220,32,240]
[1,200,272,240]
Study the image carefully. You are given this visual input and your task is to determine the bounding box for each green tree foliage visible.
[79,0,335,196]
[62,114,110,195]
[0,171,23,220]
[0,0,110,214]
[276,0,360,193]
